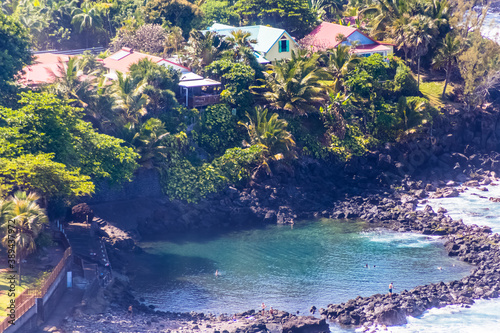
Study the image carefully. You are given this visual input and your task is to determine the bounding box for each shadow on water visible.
[128,219,472,315]
[142,218,371,245]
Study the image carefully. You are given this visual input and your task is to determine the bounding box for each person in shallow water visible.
[389,282,394,297]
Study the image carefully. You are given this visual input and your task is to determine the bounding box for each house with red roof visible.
[301,22,393,58]
[103,48,221,108]
[19,52,71,86]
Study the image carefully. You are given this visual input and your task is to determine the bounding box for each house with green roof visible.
[207,23,299,62]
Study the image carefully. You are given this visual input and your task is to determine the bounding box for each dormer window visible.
[279,36,289,53]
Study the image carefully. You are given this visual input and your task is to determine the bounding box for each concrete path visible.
[36,287,84,333]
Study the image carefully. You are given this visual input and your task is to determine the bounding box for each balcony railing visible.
[189,94,220,108]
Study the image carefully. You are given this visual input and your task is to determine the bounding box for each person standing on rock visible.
[389,282,394,297]
[261,303,266,314]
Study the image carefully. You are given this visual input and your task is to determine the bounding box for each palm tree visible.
[360,0,409,38]
[48,56,92,108]
[225,29,257,63]
[397,96,427,132]
[187,31,232,71]
[426,0,449,27]
[238,106,296,174]
[71,0,102,48]
[391,13,411,61]
[321,44,360,92]
[261,51,331,116]
[1,192,48,286]
[130,118,171,168]
[407,15,437,89]
[111,71,148,125]
[320,92,351,139]
[432,33,461,99]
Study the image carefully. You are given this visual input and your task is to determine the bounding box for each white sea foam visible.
[385,298,500,333]
[360,229,441,248]
[417,184,500,233]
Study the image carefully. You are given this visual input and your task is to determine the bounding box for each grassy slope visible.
[419,81,454,109]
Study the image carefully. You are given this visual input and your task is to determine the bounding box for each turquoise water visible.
[130,219,470,316]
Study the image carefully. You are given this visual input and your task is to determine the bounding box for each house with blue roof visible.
[206,23,299,62]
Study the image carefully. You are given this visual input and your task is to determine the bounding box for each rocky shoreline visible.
[82,104,500,332]
[87,175,500,332]
[318,184,500,329]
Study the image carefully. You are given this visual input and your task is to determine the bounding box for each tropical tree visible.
[397,96,427,132]
[129,58,180,115]
[48,56,93,108]
[407,15,437,88]
[425,0,449,26]
[1,191,48,286]
[391,13,411,61]
[129,118,171,168]
[432,32,461,98]
[111,71,148,126]
[360,0,409,38]
[225,29,257,63]
[165,26,185,59]
[321,44,360,92]
[71,0,102,48]
[0,11,32,88]
[238,106,295,174]
[261,51,331,116]
[320,92,351,139]
[186,31,233,71]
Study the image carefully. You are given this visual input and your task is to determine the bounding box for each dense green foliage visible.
[0,154,94,198]
[1,0,499,207]
[162,145,264,202]
[0,11,32,88]
[206,59,256,109]
[0,92,138,198]
[194,104,240,156]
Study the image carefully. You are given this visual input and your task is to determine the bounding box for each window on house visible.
[279,39,289,53]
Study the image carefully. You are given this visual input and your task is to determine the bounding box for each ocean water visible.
[484,9,500,42]
[418,184,500,233]
[130,220,470,320]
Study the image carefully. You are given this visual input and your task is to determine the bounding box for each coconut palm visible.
[1,192,48,286]
[261,51,331,116]
[432,33,461,98]
[397,96,427,132]
[186,31,233,71]
[130,118,171,168]
[320,92,351,139]
[225,29,257,63]
[407,15,437,89]
[360,0,409,38]
[391,13,411,61]
[426,0,449,27]
[71,0,102,48]
[321,44,360,92]
[239,106,296,174]
[48,56,92,108]
[111,71,148,125]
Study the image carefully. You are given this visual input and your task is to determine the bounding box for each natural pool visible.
[129,219,471,316]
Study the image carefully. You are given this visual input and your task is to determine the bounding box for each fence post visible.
[36,298,44,324]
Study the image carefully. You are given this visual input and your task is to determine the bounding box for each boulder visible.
[72,203,94,223]
[282,316,330,333]
[375,305,407,326]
